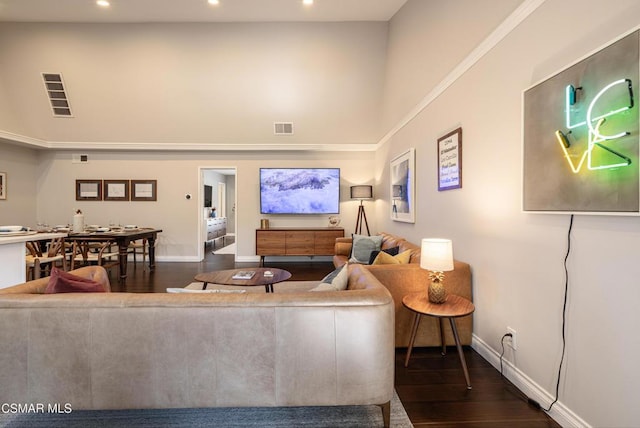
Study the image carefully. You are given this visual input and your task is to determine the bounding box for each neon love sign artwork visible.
[555,78,634,173]
[522,29,639,214]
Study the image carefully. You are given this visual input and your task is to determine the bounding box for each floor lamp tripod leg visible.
[355,205,370,236]
[361,205,370,235]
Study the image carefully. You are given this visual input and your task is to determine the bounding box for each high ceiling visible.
[0,0,408,23]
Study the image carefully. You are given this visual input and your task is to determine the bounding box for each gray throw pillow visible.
[310,264,348,291]
[349,234,383,264]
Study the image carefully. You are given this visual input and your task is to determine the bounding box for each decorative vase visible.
[428,281,447,304]
[73,209,84,233]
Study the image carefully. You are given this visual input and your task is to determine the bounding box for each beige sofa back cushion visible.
[0,265,395,411]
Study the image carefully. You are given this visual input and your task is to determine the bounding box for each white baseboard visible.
[147,254,333,263]
[471,334,590,428]
[155,256,201,262]
[235,255,261,263]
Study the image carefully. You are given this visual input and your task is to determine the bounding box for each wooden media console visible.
[256,227,344,266]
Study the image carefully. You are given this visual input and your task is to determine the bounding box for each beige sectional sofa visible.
[0,265,395,427]
[334,232,473,348]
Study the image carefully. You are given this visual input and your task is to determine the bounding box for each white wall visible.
[35,150,374,261]
[376,0,640,426]
[0,142,38,226]
[0,22,387,147]
[0,80,24,135]
[381,0,522,133]
[226,175,236,233]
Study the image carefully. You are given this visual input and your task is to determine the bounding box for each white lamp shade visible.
[420,238,454,272]
[350,185,373,199]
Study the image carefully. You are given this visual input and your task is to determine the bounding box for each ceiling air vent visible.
[274,122,294,135]
[42,73,72,117]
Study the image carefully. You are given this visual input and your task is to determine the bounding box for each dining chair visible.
[25,237,68,280]
[70,240,120,274]
[128,228,158,270]
[128,239,147,268]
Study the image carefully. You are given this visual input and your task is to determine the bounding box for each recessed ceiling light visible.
[208,0,220,5]
[303,0,314,5]
[96,0,110,7]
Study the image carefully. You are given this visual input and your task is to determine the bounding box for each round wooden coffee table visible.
[403,292,475,389]
[194,267,291,293]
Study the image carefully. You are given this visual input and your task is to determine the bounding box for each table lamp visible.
[420,238,454,303]
[350,185,373,235]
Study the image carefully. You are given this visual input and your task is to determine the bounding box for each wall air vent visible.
[274,122,294,135]
[72,154,89,164]
[42,73,73,117]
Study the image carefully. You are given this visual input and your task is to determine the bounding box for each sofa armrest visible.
[365,260,472,347]
[334,237,352,257]
[333,237,353,267]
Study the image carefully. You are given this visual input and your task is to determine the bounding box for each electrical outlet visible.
[506,327,517,350]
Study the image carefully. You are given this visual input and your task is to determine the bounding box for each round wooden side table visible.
[402,292,475,389]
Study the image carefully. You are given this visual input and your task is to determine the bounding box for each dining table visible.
[66,228,162,284]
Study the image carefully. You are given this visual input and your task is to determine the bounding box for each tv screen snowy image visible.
[260,168,340,214]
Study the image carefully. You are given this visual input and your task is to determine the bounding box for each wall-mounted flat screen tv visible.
[260,168,340,214]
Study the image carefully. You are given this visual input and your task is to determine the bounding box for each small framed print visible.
[437,127,462,191]
[131,180,157,201]
[0,172,6,200]
[390,148,415,223]
[104,180,130,201]
[76,179,103,201]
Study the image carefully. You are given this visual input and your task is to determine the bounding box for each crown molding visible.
[0,132,377,152]
[47,141,378,152]
[0,130,50,148]
[375,0,547,149]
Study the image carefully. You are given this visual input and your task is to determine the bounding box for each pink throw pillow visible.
[45,267,106,294]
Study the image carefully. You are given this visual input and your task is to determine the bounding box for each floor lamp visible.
[350,185,373,236]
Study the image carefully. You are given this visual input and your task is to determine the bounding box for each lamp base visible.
[428,281,447,304]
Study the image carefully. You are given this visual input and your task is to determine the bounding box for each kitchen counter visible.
[0,232,67,288]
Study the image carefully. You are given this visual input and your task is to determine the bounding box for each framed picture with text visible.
[437,127,462,191]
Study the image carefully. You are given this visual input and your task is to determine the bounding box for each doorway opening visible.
[199,167,237,261]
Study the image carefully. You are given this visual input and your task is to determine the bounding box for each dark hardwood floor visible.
[109,243,561,427]
[396,348,560,427]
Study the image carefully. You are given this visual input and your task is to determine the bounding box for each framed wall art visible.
[438,127,462,191]
[76,179,103,201]
[523,29,639,215]
[104,180,130,201]
[390,148,415,223]
[131,180,157,201]
[0,172,6,200]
